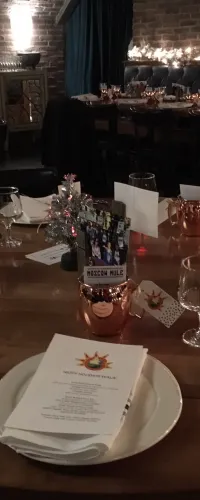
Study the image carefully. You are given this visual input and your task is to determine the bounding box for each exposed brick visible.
[0,0,65,98]
[133,0,200,50]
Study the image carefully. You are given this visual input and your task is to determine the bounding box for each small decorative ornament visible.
[42,174,92,250]
[145,290,166,311]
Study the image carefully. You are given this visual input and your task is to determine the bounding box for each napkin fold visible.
[20,196,50,224]
[0,334,147,464]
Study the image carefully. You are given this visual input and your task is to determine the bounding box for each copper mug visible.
[78,278,135,337]
[168,197,200,236]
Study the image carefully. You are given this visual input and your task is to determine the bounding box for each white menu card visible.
[1,334,147,462]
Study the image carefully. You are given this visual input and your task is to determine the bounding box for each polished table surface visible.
[1,223,200,499]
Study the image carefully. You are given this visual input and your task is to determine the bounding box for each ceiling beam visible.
[55,0,80,25]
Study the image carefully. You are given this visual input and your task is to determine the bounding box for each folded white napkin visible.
[1,427,109,463]
[72,93,99,102]
[20,196,50,224]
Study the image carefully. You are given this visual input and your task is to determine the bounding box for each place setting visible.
[1,172,198,468]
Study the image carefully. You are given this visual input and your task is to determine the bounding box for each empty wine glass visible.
[0,187,22,247]
[129,172,157,191]
[100,83,108,100]
[111,85,121,100]
[179,255,200,347]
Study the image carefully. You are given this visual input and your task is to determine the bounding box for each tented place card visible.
[84,265,126,285]
[133,280,184,328]
[180,184,200,200]
[26,244,69,265]
[114,182,159,238]
[0,334,147,463]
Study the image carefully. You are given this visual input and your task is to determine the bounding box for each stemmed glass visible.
[111,85,121,100]
[0,187,22,247]
[100,83,108,100]
[179,255,200,347]
[129,172,157,191]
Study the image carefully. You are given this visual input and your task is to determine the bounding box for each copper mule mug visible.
[168,196,200,236]
[78,278,135,337]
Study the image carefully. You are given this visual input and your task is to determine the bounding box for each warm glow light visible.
[128,44,200,67]
[10,3,33,52]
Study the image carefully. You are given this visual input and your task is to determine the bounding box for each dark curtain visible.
[65,0,133,96]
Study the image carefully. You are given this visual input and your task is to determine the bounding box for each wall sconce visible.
[10,2,33,52]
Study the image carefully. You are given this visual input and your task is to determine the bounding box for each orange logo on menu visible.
[77,352,112,371]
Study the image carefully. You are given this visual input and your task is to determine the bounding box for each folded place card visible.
[180,184,200,200]
[26,244,69,265]
[133,280,184,328]
[114,182,159,238]
[58,181,81,196]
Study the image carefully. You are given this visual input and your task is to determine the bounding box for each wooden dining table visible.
[1,222,200,499]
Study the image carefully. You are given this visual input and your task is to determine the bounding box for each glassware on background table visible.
[111,85,121,100]
[0,187,22,247]
[100,83,108,100]
[179,255,200,347]
[129,173,157,192]
[155,87,166,102]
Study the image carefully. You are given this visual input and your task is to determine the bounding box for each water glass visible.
[129,173,157,192]
[0,187,22,247]
[179,255,200,347]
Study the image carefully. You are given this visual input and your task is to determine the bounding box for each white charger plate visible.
[0,353,182,465]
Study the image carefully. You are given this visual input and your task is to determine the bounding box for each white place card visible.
[26,244,69,266]
[84,265,126,285]
[180,184,200,200]
[58,181,81,196]
[114,182,159,238]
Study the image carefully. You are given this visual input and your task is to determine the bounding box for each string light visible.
[128,44,200,67]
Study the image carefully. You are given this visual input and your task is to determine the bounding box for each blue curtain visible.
[65,0,133,96]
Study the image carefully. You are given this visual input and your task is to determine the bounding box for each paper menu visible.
[4,334,147,437]
[180,184,200,200]
[26,244,69,265]
[114,182,159,238]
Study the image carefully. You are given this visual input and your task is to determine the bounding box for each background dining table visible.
[1,222,200,499]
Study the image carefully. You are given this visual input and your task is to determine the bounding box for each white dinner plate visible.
[0,353,182,465]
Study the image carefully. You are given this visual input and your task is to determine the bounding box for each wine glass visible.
[0,187,22,247]
[111,85,121,100]
[99,83,108,100]
[129,172,157,191]
[178,255,200,347]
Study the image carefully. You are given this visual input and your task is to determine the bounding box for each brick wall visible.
[133,0,200,48]
[0,0,65,98]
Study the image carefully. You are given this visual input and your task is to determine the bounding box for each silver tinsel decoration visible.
[44,174,92,248]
